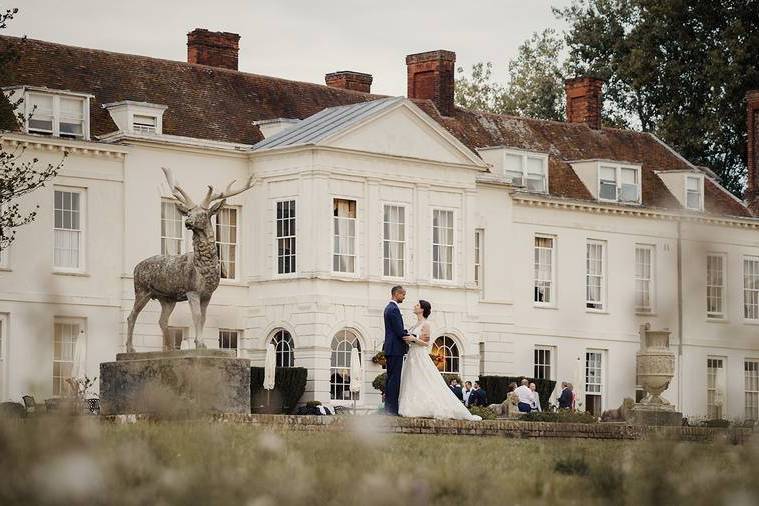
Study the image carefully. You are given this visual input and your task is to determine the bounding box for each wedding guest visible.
[528,382,542,412]
[514,378,532,413]
[449,378,463,401]
[558,382,573,409]
[470,381,487,406]
[570,383,577,410]
[462,381,474,406]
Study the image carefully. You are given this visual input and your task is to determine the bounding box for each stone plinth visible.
[100,350,250,416]
[629,404,683,427]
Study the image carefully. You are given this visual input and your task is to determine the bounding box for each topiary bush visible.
[251,367,307,414]
[477,376,556,409]
[373,372,387,394]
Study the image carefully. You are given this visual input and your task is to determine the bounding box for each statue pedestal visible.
[629,403,683,426]
[99,350,250,416]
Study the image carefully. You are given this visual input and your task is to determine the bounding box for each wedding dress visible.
[398,320,482,421]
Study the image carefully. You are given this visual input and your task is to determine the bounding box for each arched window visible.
[271,329,294,368]
[432,335,460,374]
[330,329,362,400]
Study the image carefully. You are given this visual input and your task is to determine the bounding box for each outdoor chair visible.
[22,395,38,414]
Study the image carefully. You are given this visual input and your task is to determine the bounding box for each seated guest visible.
[514,378,532,413]
[558,382,573,410]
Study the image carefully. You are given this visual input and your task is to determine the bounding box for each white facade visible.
[2,97,759,421]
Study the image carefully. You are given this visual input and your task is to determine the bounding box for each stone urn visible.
[636,325,675,409]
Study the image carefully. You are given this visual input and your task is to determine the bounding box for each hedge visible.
[251,367,307,414]
[477,376,556,410]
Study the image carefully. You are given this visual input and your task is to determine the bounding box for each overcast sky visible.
[4,0,572,96]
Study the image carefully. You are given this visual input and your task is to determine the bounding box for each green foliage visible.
[521,409,597,424]
[372,372,387,394]
[468,405,496,420]
[554,456,590,476]
[250,367,307,414]
[703,418,731,428]
[477,376,556,410]
[455,29,566,121]
[556,0,759,196]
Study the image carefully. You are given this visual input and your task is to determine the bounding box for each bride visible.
[398,300,482,421]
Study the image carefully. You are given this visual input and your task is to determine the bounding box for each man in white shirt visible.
[515,378,533,413]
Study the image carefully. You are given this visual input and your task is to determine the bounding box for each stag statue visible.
[125,167,255,353]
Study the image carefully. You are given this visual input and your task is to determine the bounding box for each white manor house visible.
[1,29,759,420]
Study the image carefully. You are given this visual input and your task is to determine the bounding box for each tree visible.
[455,29,566,121]
[0,7,65,251]
[556,0,759,196]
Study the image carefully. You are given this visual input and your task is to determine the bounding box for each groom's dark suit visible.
[383,301,408,415]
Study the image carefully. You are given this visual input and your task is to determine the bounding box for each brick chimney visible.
[325,71,373,93]
[406,50,456,117]
[564,77,604,129]
[746,90,759,215]
[187,29,240,70]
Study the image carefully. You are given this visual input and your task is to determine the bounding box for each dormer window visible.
[597,164,640,204]
[133,114,158,134]
[503,151,548,192]
[686,175,703,211]
[102,100,167,136]
[3,86,92,140]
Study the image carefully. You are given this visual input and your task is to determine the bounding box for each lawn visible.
[1,418,757,505]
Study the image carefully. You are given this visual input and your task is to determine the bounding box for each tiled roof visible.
[0,35,751,218]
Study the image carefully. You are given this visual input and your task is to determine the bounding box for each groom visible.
[383,285,412,415]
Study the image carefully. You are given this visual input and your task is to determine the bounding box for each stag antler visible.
[201,175,256,208]
[161,167,197,209]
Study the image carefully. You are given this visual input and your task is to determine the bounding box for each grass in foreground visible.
[1,418,758,505]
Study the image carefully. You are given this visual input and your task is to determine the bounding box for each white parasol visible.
[349,347,362,412]
[264,343,276,390]
[71,334,87,379]
[573,354,585,411]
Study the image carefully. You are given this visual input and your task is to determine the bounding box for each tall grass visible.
[0,418,757,505]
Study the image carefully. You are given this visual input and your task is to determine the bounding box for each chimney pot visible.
[325,71,373,93]
[187,28,240,70]
[746,90,759,214]
[405,50,456,117]
[564,77,604,129]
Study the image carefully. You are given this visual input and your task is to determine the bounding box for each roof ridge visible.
[0,34,386,99]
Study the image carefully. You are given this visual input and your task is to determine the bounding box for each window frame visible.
[744,255,759,322]
[52,317,84,397]
[502,149,549,194]
[706,253,727,320]
[432,335,461,374]
[270,329,295,368]
[274,198,297,276]
[329,329,362,403]
[218,329,239,350]
[745,359,759,421]
[215,205,241,281]
[596,163,642,204]
[168,327,187,349]
[431,208,456,283]
[53,186,86,274]
[332,197,358,276]
[585,349,606,415]
[585,239,607,311]
[534,345,555,381]
[132,113,158,134]
[707,357,726,419]
[634,244,655,314]
[534,234,557,307]
[160,199,186,256]
[23,89,91,140]
[685,175,704,211]
[382,202,407,280]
